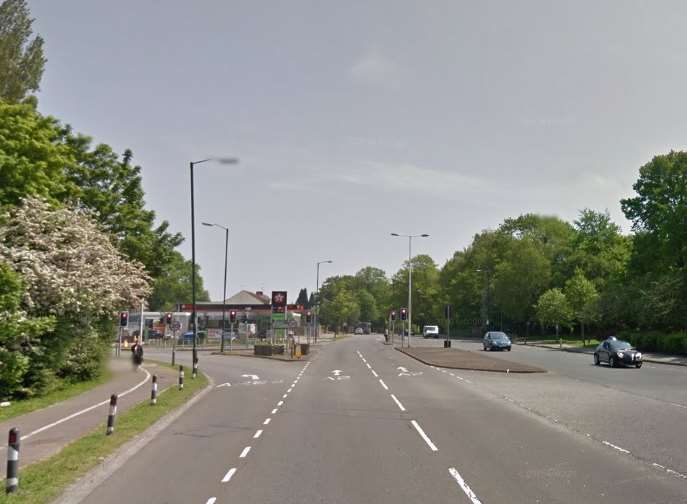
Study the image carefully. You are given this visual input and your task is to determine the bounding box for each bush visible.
[620,330,687,354]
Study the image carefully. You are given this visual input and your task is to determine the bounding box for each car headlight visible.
[635,352,642,359]
[617,352,624,358]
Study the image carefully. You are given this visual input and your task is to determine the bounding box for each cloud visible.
[349,51,401,87]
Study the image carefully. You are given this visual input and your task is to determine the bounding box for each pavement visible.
[399,346,546,372]
[66,334,687,504]
[0,357,177,467]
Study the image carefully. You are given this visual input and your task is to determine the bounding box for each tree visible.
[391,255,440,331]
[0,0,46,102]
[356,289,378,323]
[149,251,209,311]
[564,269,599,345]
[320,289,359,334]
[0,101,76,206]
[535,288,573,341]
[295,288,309,307]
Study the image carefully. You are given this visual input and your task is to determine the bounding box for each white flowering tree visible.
[0,198,151,395]
[0,197,150,317]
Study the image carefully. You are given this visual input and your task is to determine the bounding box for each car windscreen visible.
[491,333,509,341]
[610,341,632,350]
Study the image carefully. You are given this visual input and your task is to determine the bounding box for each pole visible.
[5,428,19,494]
[408,236,413,348]
[117,326,122,357]
[106,394,118,435]
[190,162,198,375]
[315,262,320,343]
[171,328,177,366]
[139,299,144,343]
[221,227,228,353]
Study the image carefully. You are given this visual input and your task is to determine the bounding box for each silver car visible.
[483,331,512,351]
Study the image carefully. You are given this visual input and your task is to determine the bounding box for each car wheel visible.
[636,361,643,368]
[594,354,600,366]
[609,356,616,368]
[483,345,487,351]
[507,347,511,351]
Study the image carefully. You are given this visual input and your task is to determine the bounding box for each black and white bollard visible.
[150,374,158,405]
[6,428,20,494]
[178,365,184,390]
[192,352,198,379]
[106,394,118,435]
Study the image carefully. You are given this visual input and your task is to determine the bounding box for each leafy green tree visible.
[535,288,573,339]
[0,101,75,205]
[320,289,359,333]
[0,0,46,102]
[564,269,599,345]
[391,255,440,331]
[356,289,378,323]
[149,251,210,311]
[493,238,551,325]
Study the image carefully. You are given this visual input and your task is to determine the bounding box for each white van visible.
[422,325,439,338]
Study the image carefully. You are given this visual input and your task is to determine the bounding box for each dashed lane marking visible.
[254,430,263,439]
[221,468,237,483]
[379,379,389,391]
[411,420,438,452]
[602,441,630,454]
[263,418,271,425]
[390,394,406,412]
[239,446,251,458]
[448,467,483,504]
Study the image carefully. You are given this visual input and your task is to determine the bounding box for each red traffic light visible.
[165,312,172,324]
[306,311,312,323]
[229,310,237,323]
[390,310,396,321]
[119,311,129,327]
[400,308,407,321]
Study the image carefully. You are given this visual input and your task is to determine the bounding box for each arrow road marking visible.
[397,366,409,373]
[242,374,260,381]
[332,369,343,376]
[216,382,232,388]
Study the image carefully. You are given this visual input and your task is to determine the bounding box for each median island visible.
[399,347,546,373]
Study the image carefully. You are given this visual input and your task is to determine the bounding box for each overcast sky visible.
[30,1,687,302]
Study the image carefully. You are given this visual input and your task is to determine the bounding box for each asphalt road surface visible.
[78,336,687,504]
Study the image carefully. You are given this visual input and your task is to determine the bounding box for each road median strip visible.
[0,364,209,504]
[399,347,546,373]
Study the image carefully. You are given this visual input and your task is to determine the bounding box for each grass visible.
[521,337,601,348]
[0,371,111,423]
[0,367,208,504]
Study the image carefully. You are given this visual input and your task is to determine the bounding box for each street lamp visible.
[391,233,429,347]
[202,222,230,353]
[315,259,333,343]
[190,157,238,375]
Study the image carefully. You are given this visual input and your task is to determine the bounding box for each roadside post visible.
[171,320,180,366]
[150,374,158,405]
[178,365,185,390]
[5,428,20,494]
[444,304,452,348]
[106,394,118,435]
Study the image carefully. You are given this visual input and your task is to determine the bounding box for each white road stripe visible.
[379,379,389,390]
[602,441,630,454]
[371,370,379,378]
[448,467,483,504]
[263,418,271,425]
[390,394,406,412]
[239,446,251,458]
[254,430,263,439]
[411,420,438,451]
[283,394,288,398]
[222,467,237,482]
[206,497,217,504]
[287,388,293,393]
[366,363,372,369]
[20,367,151,442]
[271,408,278,414]
[277,400,284,406]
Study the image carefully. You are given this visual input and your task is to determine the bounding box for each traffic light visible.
[306,311,312,323]
[229,310,237,323]
[119,311,129,327]
[400,308,407,321]
[390,310,396,321]
[165,312,173,325]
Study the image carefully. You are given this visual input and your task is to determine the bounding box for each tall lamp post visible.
[190,157,238,374]
[391,233,429,347]
[315,259,333,343]
[202,222,230,353]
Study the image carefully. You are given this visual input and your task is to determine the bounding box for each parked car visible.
[148,329,164,339]
[483,331,512,351]
[423,325,440,338]
[594,337,642,368]
[354,327,364,335]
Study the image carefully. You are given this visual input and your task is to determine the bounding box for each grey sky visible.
[30,1,687,302]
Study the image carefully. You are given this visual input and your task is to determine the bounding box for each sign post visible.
[444,304,452,348]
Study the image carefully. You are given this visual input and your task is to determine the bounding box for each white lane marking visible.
[379,379,389,391]
[455,376,464,381]
[464,379,473,384]
[277,400,284,406]
[602,441,630,454]
[287,388,293,393]
[670,402,687,409]
[366,363,372,369]
[21,367,151,442]
[222,467,237,482]
[390,394,406,412]
[448,467,483,504]
[411,420,438,452]
[206,498,217,504]
[263,418,271,425]
[254,430,263,439]
[371,370,379,378]
[241,374,260,381]
[397,366,409,373]
[239,446,251,458]
[666,468,687,479]
[653,463,666,469]
[332,369,343,376]
[271,408,278,414]
[216,382,232,388]
[283,394,288,398]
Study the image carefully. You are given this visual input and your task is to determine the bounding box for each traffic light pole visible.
[190,161,198,375]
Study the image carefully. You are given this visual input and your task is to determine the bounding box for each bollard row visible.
[106,394,118,435]
[6,428,19,494]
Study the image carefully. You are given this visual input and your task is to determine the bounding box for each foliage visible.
[391,254,440,331]
[0,0,46,102]
[148,250,210,311]
[295,287,309,307]
[535,288,573,330]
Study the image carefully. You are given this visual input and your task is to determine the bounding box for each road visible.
[77,336,687,503]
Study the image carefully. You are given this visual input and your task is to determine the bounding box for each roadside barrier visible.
[179,365,185,390]
[106,394,118,435]
[150,374,158,405]
[5,428,20,494]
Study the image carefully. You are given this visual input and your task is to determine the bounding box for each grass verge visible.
[0,369,208,504]
[0,371,112,423]
[523,338,601,349]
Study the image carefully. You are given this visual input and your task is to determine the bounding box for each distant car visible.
[147,329,164,339]
[594,338,642,368]
[483,331,512,351]
[354,327,364,335]
[423,325,440,338]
